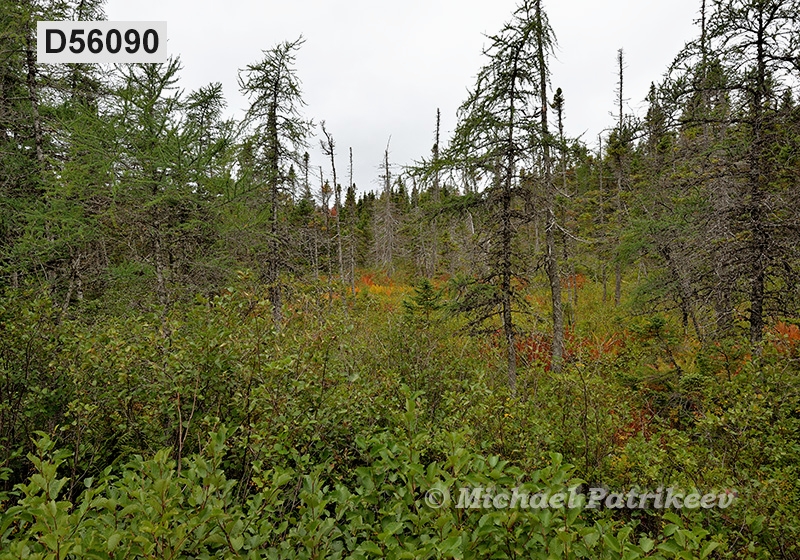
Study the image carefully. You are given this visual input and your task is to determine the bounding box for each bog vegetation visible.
[1,0,799,558]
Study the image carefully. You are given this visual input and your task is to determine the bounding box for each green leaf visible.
[604,534,621,553]
[360,541,383,556]
[657,540,682,554]
[107,533,122,551]
[701,542,719,559]
[584,530,600,548]
[748,516,765,535]
[231,536,244,551]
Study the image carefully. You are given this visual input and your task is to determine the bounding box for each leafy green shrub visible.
[2,402,723,559]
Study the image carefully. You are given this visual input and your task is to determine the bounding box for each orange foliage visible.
[367,284,399,297]
[354,272,409,302]
[773,322,800,356]
[561,273,587,290]
[523,294,548,308]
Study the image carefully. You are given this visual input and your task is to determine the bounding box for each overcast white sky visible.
[104,0,700,194]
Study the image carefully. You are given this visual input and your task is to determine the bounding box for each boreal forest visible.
[1,0,800,557]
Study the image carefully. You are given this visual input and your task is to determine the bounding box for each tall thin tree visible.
[239,37,311,329]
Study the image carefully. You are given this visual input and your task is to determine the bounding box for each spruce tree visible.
[447,0,557,392]
[239,37,312,328]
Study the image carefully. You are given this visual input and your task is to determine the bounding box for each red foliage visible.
[587,335,624,360]
[612,405,654,446]
[514,329,578,370]
[487,329,626,371]
[515,333,556,368]
[483,322,627,375]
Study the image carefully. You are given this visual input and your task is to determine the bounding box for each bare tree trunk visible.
[571,262,578,325]
[614,49,625,308]
[598,136,607,304]
[374,139,397,276]
[335,190,343,281]
[537,0,564,373]
[267,95,283,329]
[384,144,393,273]
[431,108,441,277]
[321,122,343,281]
[61,277,74,316]
[348,147,356,295]
[554,89,575,326]
[659,244,702,339]
[499,41,521,395]
[312,235,319,281]
[501,172,517,394]
[747,25,769,348]
[318,167,334,313]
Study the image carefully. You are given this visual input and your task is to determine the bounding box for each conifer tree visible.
[447,0,557,392]
[239,37,312,328]
[669,0,800,344]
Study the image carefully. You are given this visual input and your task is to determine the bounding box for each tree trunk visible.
[614,49,625,308]
[153,220,168,308]
[25,28,44,166]
[431,109,441,277]
[747,15,768,347]
[321,123,343,281]
[536,0,564,372]
[501,174,517,394]
[267,95,283,329]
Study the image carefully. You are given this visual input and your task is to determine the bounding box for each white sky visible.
[104,0,701,194]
